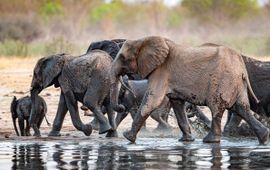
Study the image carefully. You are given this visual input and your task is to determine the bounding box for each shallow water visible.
[1,138,270,169]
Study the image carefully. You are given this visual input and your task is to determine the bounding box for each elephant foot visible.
[33,132,41,137]
[179,135,195,142]
[155,125,173,132]
[99,123,112,134]
[83,124,93,136]
[257,128,269,145]
[203,131,220,143]
[106,129,118,137]
[90,119,99,131]
[48,131,61,136]
[123,130,136,143]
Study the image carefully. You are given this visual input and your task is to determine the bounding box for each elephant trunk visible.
[110,66,126,113]
[30,88,41,126]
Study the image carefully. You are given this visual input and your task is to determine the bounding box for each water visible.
[1,138,270,169]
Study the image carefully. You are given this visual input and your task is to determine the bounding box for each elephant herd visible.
[11,36,270,145]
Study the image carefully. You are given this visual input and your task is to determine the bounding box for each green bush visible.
[182,0,259,23]
[39,1,64,21]
[0,40,28,57]
[44,36,76,56]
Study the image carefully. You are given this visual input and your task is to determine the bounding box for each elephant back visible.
[59,51,112,93]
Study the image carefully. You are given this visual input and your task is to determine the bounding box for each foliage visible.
[89,0,124,24]
[39,0,64,21]
[0,15,41,42]
[44,36,76,56]
[0,40,28,57]
[181,0,259,23]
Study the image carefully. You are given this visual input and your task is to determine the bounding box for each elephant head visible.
[10,96,19,136]
[30,54,67,135]
[86,40,120,59]
[110,36,169,112]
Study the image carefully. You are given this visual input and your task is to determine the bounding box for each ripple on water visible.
[0,138,268,169]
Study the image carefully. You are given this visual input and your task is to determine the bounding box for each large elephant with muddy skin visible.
[110,36,269,144]
[30,51,117,137]
[224,55,270,135]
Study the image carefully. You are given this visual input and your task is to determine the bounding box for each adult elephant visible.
[115,78,171,130]
[223,55,270,135]
[110,36,269,144]
[30,51,117,137]
[87,39,169,130]
[195,43,270,136]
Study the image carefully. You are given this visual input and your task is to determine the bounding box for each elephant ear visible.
[136,37,169,78]
[42,55,65,88]
[87,40,120,59]
[101,41,120,59]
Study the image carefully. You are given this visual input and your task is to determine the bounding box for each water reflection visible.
[0,139,269,169]
[12,144,45,170]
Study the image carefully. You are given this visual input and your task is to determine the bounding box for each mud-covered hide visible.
[16,96,31,118]
[59,51,112,94]
[243,56,270,116]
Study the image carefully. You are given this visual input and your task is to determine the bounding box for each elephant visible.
[110,36,269,144]
[222,55,270,135]
[30,51,117,137]
[10,95,49,136]
[86,39,126,59]
[87,39,142,80]
[188,43,270,136]
[115,78,172,131]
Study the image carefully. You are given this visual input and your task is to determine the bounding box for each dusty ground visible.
[0,57,229,141]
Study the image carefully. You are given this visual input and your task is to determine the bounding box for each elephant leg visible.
[105,105,118,137]
[25,119,31,136]
[232,95,269,144]
[37,114,44,128]
[194,106,211,128]
[170,99,194,142]
[203,106,225,143]
[130,109,147,130]
[123,90,166,143]
[90,116,100,131]
[115,111,129,128]
[18,118,25,136]
[151,109,171,130]
[49,92,68,136]
[64,91,92,136]
[84,90,111,134]
[223,111,242,136]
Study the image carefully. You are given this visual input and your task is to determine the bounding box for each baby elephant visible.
[10,95,49,136]
[115,79,172,131]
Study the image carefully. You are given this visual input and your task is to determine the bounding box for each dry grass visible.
[0,56,38,69]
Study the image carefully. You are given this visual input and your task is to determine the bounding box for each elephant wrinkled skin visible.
[11,95,48,136]
[30,51,117,137]
[115,79,172,131]
[110,36,269,144]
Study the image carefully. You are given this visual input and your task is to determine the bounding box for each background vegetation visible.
[0,0,270,57]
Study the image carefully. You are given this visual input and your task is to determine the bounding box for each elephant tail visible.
[242,73,259,104]
[10,96,20,136]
